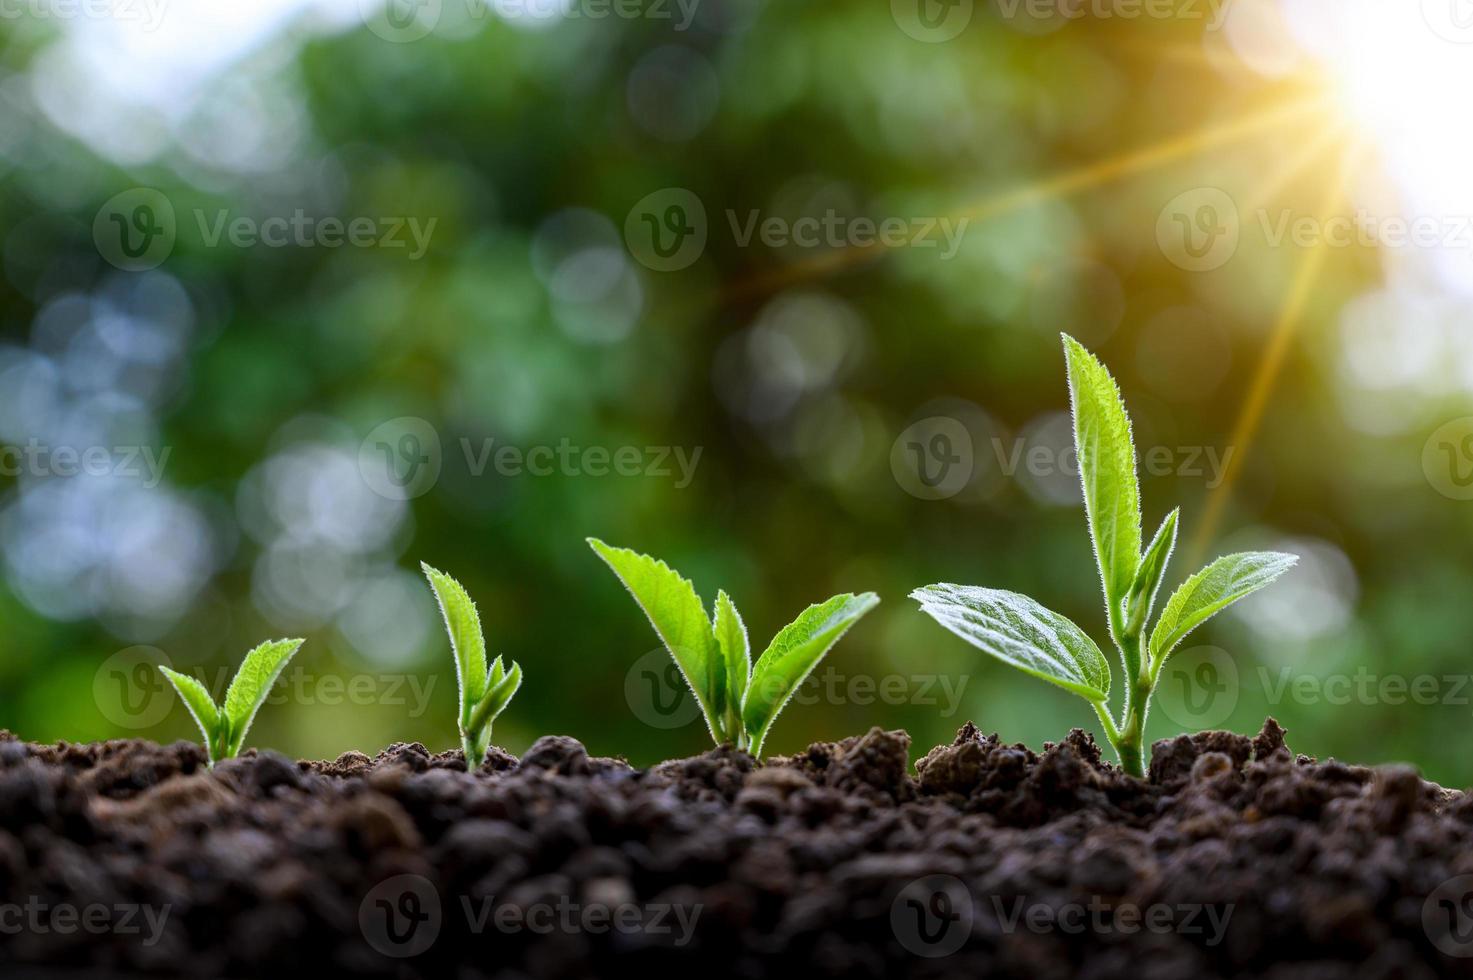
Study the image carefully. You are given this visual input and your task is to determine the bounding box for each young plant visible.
[158,639,305,767]
[589,538,879,756]
[911,335,1296,777]
[422,563,523,770]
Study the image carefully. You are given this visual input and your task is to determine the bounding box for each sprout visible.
[912,335,1296,777]
[158,639,304,767]
[421,563,523,770]
[589,538,878,756]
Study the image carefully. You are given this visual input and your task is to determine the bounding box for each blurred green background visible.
[3,0,1473,784]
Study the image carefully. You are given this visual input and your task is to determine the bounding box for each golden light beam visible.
[1187,141,1366,563]
[718,96,1328,305]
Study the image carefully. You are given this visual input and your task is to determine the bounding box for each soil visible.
[1,719,1471,979]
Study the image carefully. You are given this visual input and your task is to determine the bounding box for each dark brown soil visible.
[2,720,1471,979]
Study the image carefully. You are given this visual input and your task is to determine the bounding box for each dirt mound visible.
[0,721,1469,978]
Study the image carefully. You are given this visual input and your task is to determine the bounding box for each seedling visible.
[158,639,304,767]
[422,563,523,770]
[912,335,1296,777]
[589,538,878,756]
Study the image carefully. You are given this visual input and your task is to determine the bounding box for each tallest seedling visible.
[912,335,1296,776]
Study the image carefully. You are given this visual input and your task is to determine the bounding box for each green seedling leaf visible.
[422,562,489,723]
[467,660,522,736]
[1149,551,1298,666]
[588,538,722,741]
[712,590,750,740]
[159,666,224,763]
[420,565,524,770]
[1063,334,1142,628]
[742,592,879,756]
[912,584,1110,703]
[222,638,305,757]
[1124,508,1179,637]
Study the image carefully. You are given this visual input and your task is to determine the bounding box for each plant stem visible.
[1106,631,1153,778]
[462,731,483,771]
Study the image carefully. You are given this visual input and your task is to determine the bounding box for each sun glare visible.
[1290,0,1473,291]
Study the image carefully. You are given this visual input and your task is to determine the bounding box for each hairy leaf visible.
[1124,509,1179,637]
[222,638,304,756]
[742,592,879,755]
[1063,334,1142,627]
[912,584,1110,702]
[467,660,522,736]
[1149,552,1298,664]
[422,563,489,721]
[712,589,750,739]
[588,538,722,740]
[159,666,222,760]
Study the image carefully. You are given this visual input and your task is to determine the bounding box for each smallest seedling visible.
[422,563,523,770]
[158,639,305,767]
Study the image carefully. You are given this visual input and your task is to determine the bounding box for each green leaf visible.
[159,666,222,760]
[712,589,750,740]
[1063,334,1142,628]
[467,660,522,736]
[742,592,879,756]
[588,538,722,741]
[222,639,304,756]
[1148,552,1297,665]
[912,584,1111,703]
[422,563,489,723]
[1124,509,1179,637]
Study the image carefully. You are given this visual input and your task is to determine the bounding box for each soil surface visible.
[1,720,1471,979]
